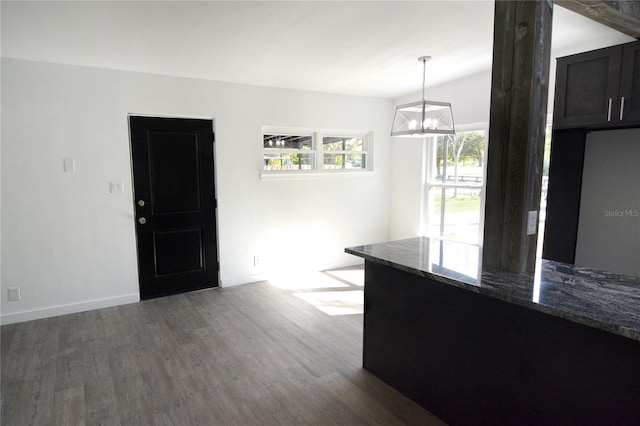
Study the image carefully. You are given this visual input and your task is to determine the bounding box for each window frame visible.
[422,124,489,246]
[320,134,368,171]
[262,131,316,172]
[261,126,373,177]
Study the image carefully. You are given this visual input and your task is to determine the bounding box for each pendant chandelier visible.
[391,56,455,137]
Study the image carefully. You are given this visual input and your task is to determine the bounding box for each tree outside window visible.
[428,130,486,244]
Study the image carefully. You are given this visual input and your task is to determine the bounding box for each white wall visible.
[1,58,393,324]
[575,129,640,277]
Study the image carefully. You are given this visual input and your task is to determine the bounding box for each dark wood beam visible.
[483,0,553,272]
[556,1,640,38]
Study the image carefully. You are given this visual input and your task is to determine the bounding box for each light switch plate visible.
[110,181,124,194]
[64,157,75,173]
[527,210,538,235]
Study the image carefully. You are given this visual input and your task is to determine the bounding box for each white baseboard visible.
[1,261,366,323]
[221,272,269,288]
[1,293,140,325]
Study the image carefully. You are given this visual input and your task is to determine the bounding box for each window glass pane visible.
[323,153,366,170]
[322,137,364,151]
[537,124,553,257]
[427,187,444,236]
[428,187,482,244]
[346,153,365,169]
[435,132,485,184]
[264,153,315,171]
[264,134,312,150]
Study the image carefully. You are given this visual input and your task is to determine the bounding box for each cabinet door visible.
[620,41,640,124]
[553,46,622,129]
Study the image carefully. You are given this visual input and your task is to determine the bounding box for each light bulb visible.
[409,120,417,130]
[268,140,273,146]
[423,118,432,129]
[432,119,438,129]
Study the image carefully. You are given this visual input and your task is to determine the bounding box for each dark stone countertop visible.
[346,237,640,342]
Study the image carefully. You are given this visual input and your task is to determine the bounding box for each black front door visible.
[130,116,218,299]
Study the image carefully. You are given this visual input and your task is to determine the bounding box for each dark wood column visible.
[483,0,553,272]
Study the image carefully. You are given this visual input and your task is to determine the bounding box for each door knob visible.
[137,199,145,207]
[138,217,147,225]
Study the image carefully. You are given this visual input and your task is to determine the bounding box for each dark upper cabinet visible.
[620,42,640,123]
[553,40,640,129]
[544,40,640,265]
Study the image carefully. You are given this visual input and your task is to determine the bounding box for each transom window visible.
[263,134,314,171]
[322,136,366,170]
[262,127,370,174]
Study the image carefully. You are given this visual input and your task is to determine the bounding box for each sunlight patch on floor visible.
[293,290,364,316]
[267,265,365,315]
[268,271,349,290]
[324,269,364,287]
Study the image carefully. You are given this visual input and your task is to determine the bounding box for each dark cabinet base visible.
[542,128,586,264]
[363,261,640,425]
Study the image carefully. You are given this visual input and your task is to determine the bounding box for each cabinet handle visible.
[607,98,613,121]
[620,97,625,121]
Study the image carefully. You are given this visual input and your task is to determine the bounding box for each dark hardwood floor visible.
[1,267,445,425]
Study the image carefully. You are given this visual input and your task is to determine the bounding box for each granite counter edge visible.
[345,247,640,342]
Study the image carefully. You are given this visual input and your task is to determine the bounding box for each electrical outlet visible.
[254,256,261,267]
[8,287,21,301]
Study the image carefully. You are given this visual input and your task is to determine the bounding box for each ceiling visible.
[1,1,634,99]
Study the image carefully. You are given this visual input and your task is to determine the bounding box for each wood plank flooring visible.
[1,268,446,425]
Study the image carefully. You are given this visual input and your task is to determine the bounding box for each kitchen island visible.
[346,237,640,425]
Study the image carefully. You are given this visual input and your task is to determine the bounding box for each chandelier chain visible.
[422,58,426,101]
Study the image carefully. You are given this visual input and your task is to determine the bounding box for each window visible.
[262,127,370,174]
[322,136,367,170]
[263,133,315,171]
[425,129,487,245]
